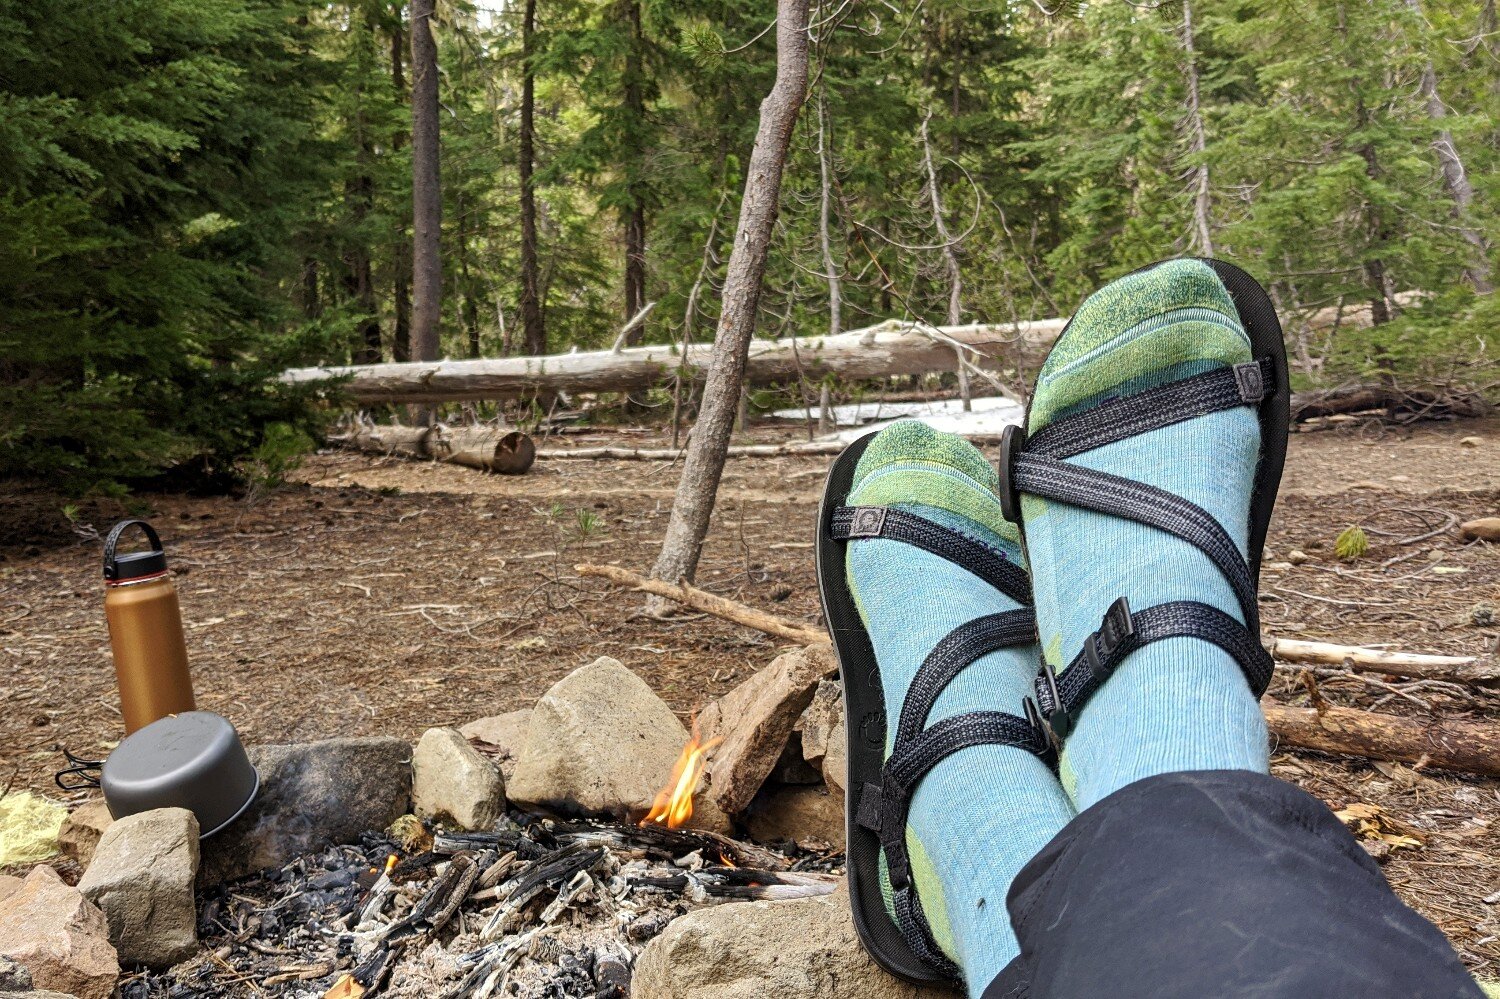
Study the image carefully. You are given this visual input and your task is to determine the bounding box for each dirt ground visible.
[2,414,1498,974]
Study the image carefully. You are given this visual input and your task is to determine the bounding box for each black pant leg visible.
[983,770,1481,999]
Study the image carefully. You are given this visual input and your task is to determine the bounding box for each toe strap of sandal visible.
[830,504,1033,607]
[1030,596,1274,740]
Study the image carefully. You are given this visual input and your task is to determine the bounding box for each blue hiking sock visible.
[845,421,1075,996]
[1022,259,1270,812]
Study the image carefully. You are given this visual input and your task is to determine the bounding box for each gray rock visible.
[508,657,729,831]
[745,785,844,848]
[57,802,113,870]
[824,713,847,793]
[78,808,199,969]
[0,954,31,990]
[199,737,412,884]
[458,709,532,782]
[412,728,505,831]
[0,866,118,999]
[634,884,954,999]
[0,992,79,999]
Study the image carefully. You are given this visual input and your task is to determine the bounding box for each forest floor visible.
[2,414,1498,974]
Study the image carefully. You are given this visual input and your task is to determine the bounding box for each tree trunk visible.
[816,92,842,336]
[1407,0,1491,292]
[345,20,381,366]
[410,0,442,367]
[1263,703,1500,779]
[390,18,413,362]
[457,194,481,358]
[646,0,810,603]
[920,111,967,409]
[1181,1,1215,258]
[518,0,547,354]
[621,0,648,338]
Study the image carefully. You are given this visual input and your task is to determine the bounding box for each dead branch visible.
[1269,638,1498,683]
[573,563,827,645]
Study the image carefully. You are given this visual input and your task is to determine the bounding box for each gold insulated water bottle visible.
[102,520,196,734]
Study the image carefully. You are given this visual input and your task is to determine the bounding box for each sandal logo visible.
[849,507,887,538]
[1233,362,1265,403]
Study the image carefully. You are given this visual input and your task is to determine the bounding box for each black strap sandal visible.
[816,432,1053,986]
[996,258,1289,743]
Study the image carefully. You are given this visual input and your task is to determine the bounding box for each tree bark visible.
[390,18,413,362]
[345,14,381,365]
[518,0,547,354]
[816,92,842,336]
[1181,1,1215,258]
[410,0,442,368]
[645,0,810,604]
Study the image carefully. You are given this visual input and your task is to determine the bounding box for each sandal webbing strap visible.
[831,505,1033,605]
[1032,597,1273,739]
[893,883,961,981]
[858,711,1051,894]
[1026,358,1272,460]
[896,609,1037,746]
[1009,455,1258,631]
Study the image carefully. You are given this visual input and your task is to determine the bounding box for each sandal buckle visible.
[1084,597,1136,679]
[1035,662,1073,741]
[995,424,1027,524]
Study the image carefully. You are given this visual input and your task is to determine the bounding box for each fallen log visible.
[284,318,1069,405]
[573,563,828,646]
[1264,703,1500,778]
[1269,638,1499,683]
[540,441,849,461]
[284,297,1407,407]
[339,424,535,474]
[1291,385,1487,421]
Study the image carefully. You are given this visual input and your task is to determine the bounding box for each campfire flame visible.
[641,723,720,830]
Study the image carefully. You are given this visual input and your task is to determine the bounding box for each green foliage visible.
[238,422,317,496]
[1335,525,1370,560]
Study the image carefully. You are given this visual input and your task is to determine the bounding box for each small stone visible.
[1459,436,1483,448]
[698,645,839,815]
[508,657,730,831]
[1471,602,1496,627]
[0,866,119,999]
[634,884,951,999]
[0,955,32,990]
[79,808,199,970]
[1459,517,1500,542]
[458,709,532,783]
[1287,549,1309,565]
[412,728,506,831]
[745,786,844,848]
[199,737,412,885]
[58,801,113,869]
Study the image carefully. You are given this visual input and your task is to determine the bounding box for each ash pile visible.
[132,814,837,999]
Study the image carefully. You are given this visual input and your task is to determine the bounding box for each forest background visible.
[2,0,1496,493]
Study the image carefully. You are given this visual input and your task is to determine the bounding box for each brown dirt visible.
[1,416,1497,973]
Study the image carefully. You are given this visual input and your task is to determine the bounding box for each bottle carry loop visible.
[103,519,166,583]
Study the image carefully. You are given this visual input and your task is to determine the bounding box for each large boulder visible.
[0,955,30,990]
[199,737,412,884]
[458,709,533,783]
[507,657,728,831]
[698,645,838,815]
[634,884,954,999]
[412,727,506,831]
[0,866,118,999]
[58,802,113,869]
[79,808,199,969]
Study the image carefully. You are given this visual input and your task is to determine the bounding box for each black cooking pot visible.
[101,710,259,837]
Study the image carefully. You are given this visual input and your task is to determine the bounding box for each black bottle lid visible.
[103,519,168,582]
